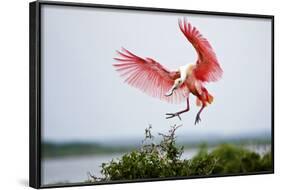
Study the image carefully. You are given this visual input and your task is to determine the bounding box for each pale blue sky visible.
[41,5,272,142]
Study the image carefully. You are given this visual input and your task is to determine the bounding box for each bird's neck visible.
[179,63,194,81]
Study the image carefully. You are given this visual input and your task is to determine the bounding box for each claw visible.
[194,115,201,125]
[165,113,182,120]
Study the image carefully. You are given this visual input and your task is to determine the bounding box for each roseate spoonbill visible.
[113,19,223,124]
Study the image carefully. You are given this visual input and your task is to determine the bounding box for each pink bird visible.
[113,19,223,124]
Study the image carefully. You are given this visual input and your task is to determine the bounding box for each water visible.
[42,144,271,185]
[42,153,123,185]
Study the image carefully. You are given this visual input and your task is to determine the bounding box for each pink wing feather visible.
[113,48,188,104]
[178,19,223,82]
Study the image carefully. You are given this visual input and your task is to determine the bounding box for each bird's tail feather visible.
[207,93,214,104]
[196,91,214,107]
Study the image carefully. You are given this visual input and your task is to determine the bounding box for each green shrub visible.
[89,125,272,182]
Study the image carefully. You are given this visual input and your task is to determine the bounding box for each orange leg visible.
[166,97,190,120]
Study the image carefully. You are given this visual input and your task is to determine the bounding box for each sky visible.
[41,5,272,142]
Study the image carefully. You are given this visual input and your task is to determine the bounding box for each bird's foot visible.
[194,114,201,125]
[165,112,182,120]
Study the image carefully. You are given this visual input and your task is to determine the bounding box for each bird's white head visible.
[165,64,194,97]
[174,78,183,88]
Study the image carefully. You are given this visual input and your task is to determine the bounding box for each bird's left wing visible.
[178,19,223,82]
[113,48,187,104]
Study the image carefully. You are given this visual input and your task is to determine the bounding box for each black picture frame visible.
[29,1,274,188]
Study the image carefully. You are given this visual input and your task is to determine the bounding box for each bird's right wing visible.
[113,48,188,104]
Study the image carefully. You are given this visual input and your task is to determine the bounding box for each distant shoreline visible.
[42,137,271,159]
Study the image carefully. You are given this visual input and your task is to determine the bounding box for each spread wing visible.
[179,18,223,82]
[113,48,188,104]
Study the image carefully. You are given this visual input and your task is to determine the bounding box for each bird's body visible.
[177,63,212,104]
[113,19,223,124]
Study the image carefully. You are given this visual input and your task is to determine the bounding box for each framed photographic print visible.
[29,0,274,188]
